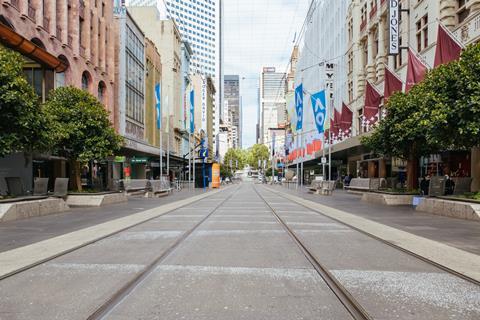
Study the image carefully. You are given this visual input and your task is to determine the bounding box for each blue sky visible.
[224,0,311,148]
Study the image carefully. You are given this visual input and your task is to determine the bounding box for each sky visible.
[223,0,311,149]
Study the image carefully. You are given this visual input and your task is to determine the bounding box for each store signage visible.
[389,0,400,55]
[131,157,148,164]
[201,76,207,135]
[114,156,126,163]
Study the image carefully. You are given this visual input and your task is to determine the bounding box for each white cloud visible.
[224,0,311,148]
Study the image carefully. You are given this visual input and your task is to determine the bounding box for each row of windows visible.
[175,0,215,12]
[191,43,215,55]
[179,23,215,36]
[126,84,145,125]
[179,25,215,41]
[170,0,216,19]
[173,6,216,27]
[126,26,145,63]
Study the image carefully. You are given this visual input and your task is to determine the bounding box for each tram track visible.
[86,185,240,320]
[0,187,235,282]
[252,185,372,320]
[260,184,480,287]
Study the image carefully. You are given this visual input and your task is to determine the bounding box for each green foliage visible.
[0,47,51,157]
[265,167,279,177]
[219,165,233,178]
[362,43,480,159]
[44,86,123,162]
[223,148,247,169]
[246,144,270,168]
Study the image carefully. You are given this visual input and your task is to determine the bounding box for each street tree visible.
[44,86,123,191]
[246,144,270,168]
[0,47,51,157]
[223,148,247,170]
[362,43,480,190]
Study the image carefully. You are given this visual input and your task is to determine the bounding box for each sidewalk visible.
[267,185,480,255]
[0,188,210,253]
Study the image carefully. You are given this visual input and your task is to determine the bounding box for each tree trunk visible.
[406,155,419,191]
[69,159,82,191]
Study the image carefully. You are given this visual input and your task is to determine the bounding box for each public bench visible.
[344,178,371,192]
[307,180,336,195]
[150,178,172,196]
[121,179,150,195]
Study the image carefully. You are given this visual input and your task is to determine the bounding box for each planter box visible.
[362,192,415,206]
[416,198,480,221]
[66,192,127,207]
[0,198,69,223]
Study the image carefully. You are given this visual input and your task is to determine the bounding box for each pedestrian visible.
[420,175,430,196]
[445,175,455,195]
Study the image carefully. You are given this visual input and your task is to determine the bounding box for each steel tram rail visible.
[86,186,240,320]
[261,185,480,287]
[252,185,372,320]
[0,186,235,282]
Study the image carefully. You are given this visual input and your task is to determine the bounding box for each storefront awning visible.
[0,23,68,72]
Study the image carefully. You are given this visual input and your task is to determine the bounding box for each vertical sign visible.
[311,90,327,134]
[189,89,195,134]
[389,0,400,55]
[295,84,303,130]
[201,76,207,134]
[155,83,162,129]
[325,63,335,102]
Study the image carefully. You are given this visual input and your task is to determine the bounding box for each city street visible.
[0,182,479,320]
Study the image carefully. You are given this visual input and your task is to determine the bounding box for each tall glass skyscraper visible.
[127,0,223,153]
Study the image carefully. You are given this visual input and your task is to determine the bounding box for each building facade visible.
[128,0,223,159]
[224,75,241,148]
[128,6,188,178]
[0,0,115,192]
[258,67,286,147]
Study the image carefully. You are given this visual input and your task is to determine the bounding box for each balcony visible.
[28,5,36,22]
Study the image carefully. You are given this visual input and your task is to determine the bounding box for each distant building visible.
[259,67,286,147]
[224,75,241,148]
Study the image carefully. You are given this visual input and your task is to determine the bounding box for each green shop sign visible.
[114,156,126,163]
[131,157,148,164]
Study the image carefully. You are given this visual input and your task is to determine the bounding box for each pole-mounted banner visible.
[155,83,162,129]
[189,89,195,134]
[389,0,400,55]
[295,84,304,130]
[311,90,327,134]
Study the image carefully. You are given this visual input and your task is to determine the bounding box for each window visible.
[98,81,106,103]
[416,15,428,52]
[457,0,470,23]
[81,71,90,90]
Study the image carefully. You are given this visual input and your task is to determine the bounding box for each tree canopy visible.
[44,86,123,162]
[223,148,248,170]
[0,47,51,157]
[362,43,480,189]
[246,144,270,168]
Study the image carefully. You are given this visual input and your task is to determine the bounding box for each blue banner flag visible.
[189,89,195,134]
[295,84,304,130]
[311,90,327,133]
[155,83,161,129]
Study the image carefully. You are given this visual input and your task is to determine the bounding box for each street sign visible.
[199,148,208,159]
[321,157,327,164]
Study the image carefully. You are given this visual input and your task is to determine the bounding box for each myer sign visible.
[389,0,400,55]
